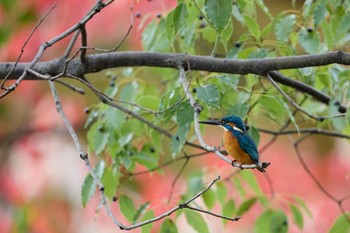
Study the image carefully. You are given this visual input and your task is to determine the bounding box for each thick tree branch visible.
[2,51,348,111]
[4,51,350,80]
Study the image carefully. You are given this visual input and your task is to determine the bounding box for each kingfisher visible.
[199,115,265,172]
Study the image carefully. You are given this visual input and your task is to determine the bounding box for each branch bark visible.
[2,51,348,111]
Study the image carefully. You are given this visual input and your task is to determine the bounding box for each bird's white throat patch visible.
[233,126,244,133]
[220,125,244,133]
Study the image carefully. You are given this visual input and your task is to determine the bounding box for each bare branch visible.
[0,0,114,99]
[260,128,350,139]
[63,31,80,58]
[266,73,324,121]
[2,51,348,111]
[185,205,241,222]
[121,176,231,230]
[267,71,347,113]
[84,0,135,52]
[0,3,57,90]
[168,157,189,203]
[294,134,350,224]
[177,63,269,171]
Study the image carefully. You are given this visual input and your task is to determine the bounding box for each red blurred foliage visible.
[1,0,349,233]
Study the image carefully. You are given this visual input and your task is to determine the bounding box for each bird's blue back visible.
[221,116,260,164]
[232,130,259,164]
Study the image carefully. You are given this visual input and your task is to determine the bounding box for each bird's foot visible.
[231,160,244,170]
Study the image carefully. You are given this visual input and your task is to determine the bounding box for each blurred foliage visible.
[0,0,38,46]
[82,0,350,232]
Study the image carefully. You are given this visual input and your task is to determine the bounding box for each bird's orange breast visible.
[223,131,255,164]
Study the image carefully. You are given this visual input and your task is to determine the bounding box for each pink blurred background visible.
[0,0,349,232]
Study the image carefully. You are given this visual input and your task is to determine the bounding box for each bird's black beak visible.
[198,119,222,125]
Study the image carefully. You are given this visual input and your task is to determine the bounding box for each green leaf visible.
[321,21,334,50]
[255,0,272,19]
[336,14,350,39]
[329,213,350,233]
[81,161,105,207]
[132,151,158,170]
[142,19,171,52]
[104,107,125,129]
[101,166,120,200]
[160,218,178,233]
[256,209,289,233]
[243,15,261,41]
[248,48,268,59]
[119,194,136,222]
[185,210,209,233]
[176,102,194,126]
[133,202,150,223]
[258,95,299,131]
[204,0,232,33]
[81,174,95,207]
[255,209,274,233]
[240,170,262,195]
[293,196,312,217]
[258,95,285,124]
[170,124,189,158]
[222,199,235,224]
[275,14,296,42]
[196,84,220,106]
[236,197,257,216]
[270,210,288,233]
[166,3,187,41]
[221,21,233,50]
[313,0,326,29]
[141,210,155,233]
[87,122,109,156]
[202,188,216,210]
[216,181,227,205]
[227,100,249,119]
[247,125,260,146]
[329,100,348,131]
[298,28,320,54]
[84,110,98,129]
[187,170,204,195]
[119,82,138,102]
[290,204,304,230]
[137,95,159,110]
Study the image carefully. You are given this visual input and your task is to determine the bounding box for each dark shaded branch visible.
[268,71,347,113]
[260,128,350,139]
[266,73,324,121]
[2,51,348,111]
[5,51,350,80]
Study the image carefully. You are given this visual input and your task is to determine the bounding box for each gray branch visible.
[2,51,348,111]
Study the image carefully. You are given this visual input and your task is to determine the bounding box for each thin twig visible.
[0,0,114,99]
[177,63,269,170]
[80,24,88,63]
[1,3,57,90]
[121,176,234,230]
[294,134,350,224]
[67,74,205,150]
[63,31,80,58]
[260,128,350,139]
[84,0,134,52]
[185,205,241,221]
[130,151,211,176]
[168,157,189,203]
[266,73,323,121]
[48,80,126,229]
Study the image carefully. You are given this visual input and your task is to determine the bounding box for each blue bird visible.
[199,115,265,172]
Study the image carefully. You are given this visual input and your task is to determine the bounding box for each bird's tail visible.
[256,163,266,173]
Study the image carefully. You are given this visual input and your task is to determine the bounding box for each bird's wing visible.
[236,132,260,164]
